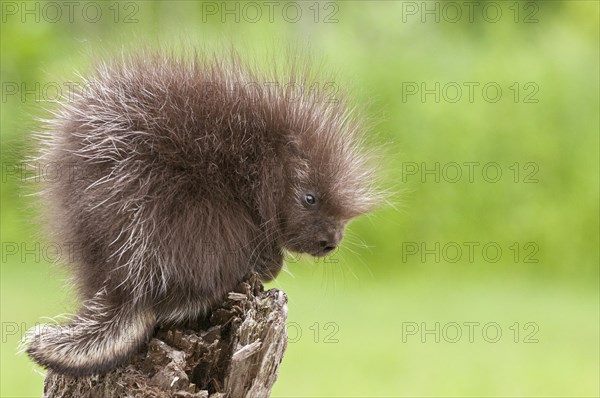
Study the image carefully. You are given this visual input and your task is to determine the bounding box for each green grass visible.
[2,261,598,397]
[269,267,599,397]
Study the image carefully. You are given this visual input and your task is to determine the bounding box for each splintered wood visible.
[43,274,288,398]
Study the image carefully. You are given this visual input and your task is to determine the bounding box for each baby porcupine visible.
[25,48,381,376]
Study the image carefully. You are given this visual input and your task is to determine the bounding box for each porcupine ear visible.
[254,131,291,226]
[256,129,306,225]
[272,127,296,153]
[281,130,311,184]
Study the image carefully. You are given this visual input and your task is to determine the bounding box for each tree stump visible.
[42,274,288,398]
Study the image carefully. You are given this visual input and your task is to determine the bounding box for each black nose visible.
[319,240,336,253]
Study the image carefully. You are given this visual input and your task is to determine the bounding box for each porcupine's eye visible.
[303,193,317,206]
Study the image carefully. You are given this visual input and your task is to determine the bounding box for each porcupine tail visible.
[23,288,156,376]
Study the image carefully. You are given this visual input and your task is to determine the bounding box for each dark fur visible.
[25,48,381,376]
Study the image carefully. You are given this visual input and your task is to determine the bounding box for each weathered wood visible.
[43,274,288,398]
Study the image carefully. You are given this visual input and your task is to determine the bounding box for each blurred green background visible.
[1,1,598,397]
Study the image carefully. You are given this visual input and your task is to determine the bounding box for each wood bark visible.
[43,274,288,398]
